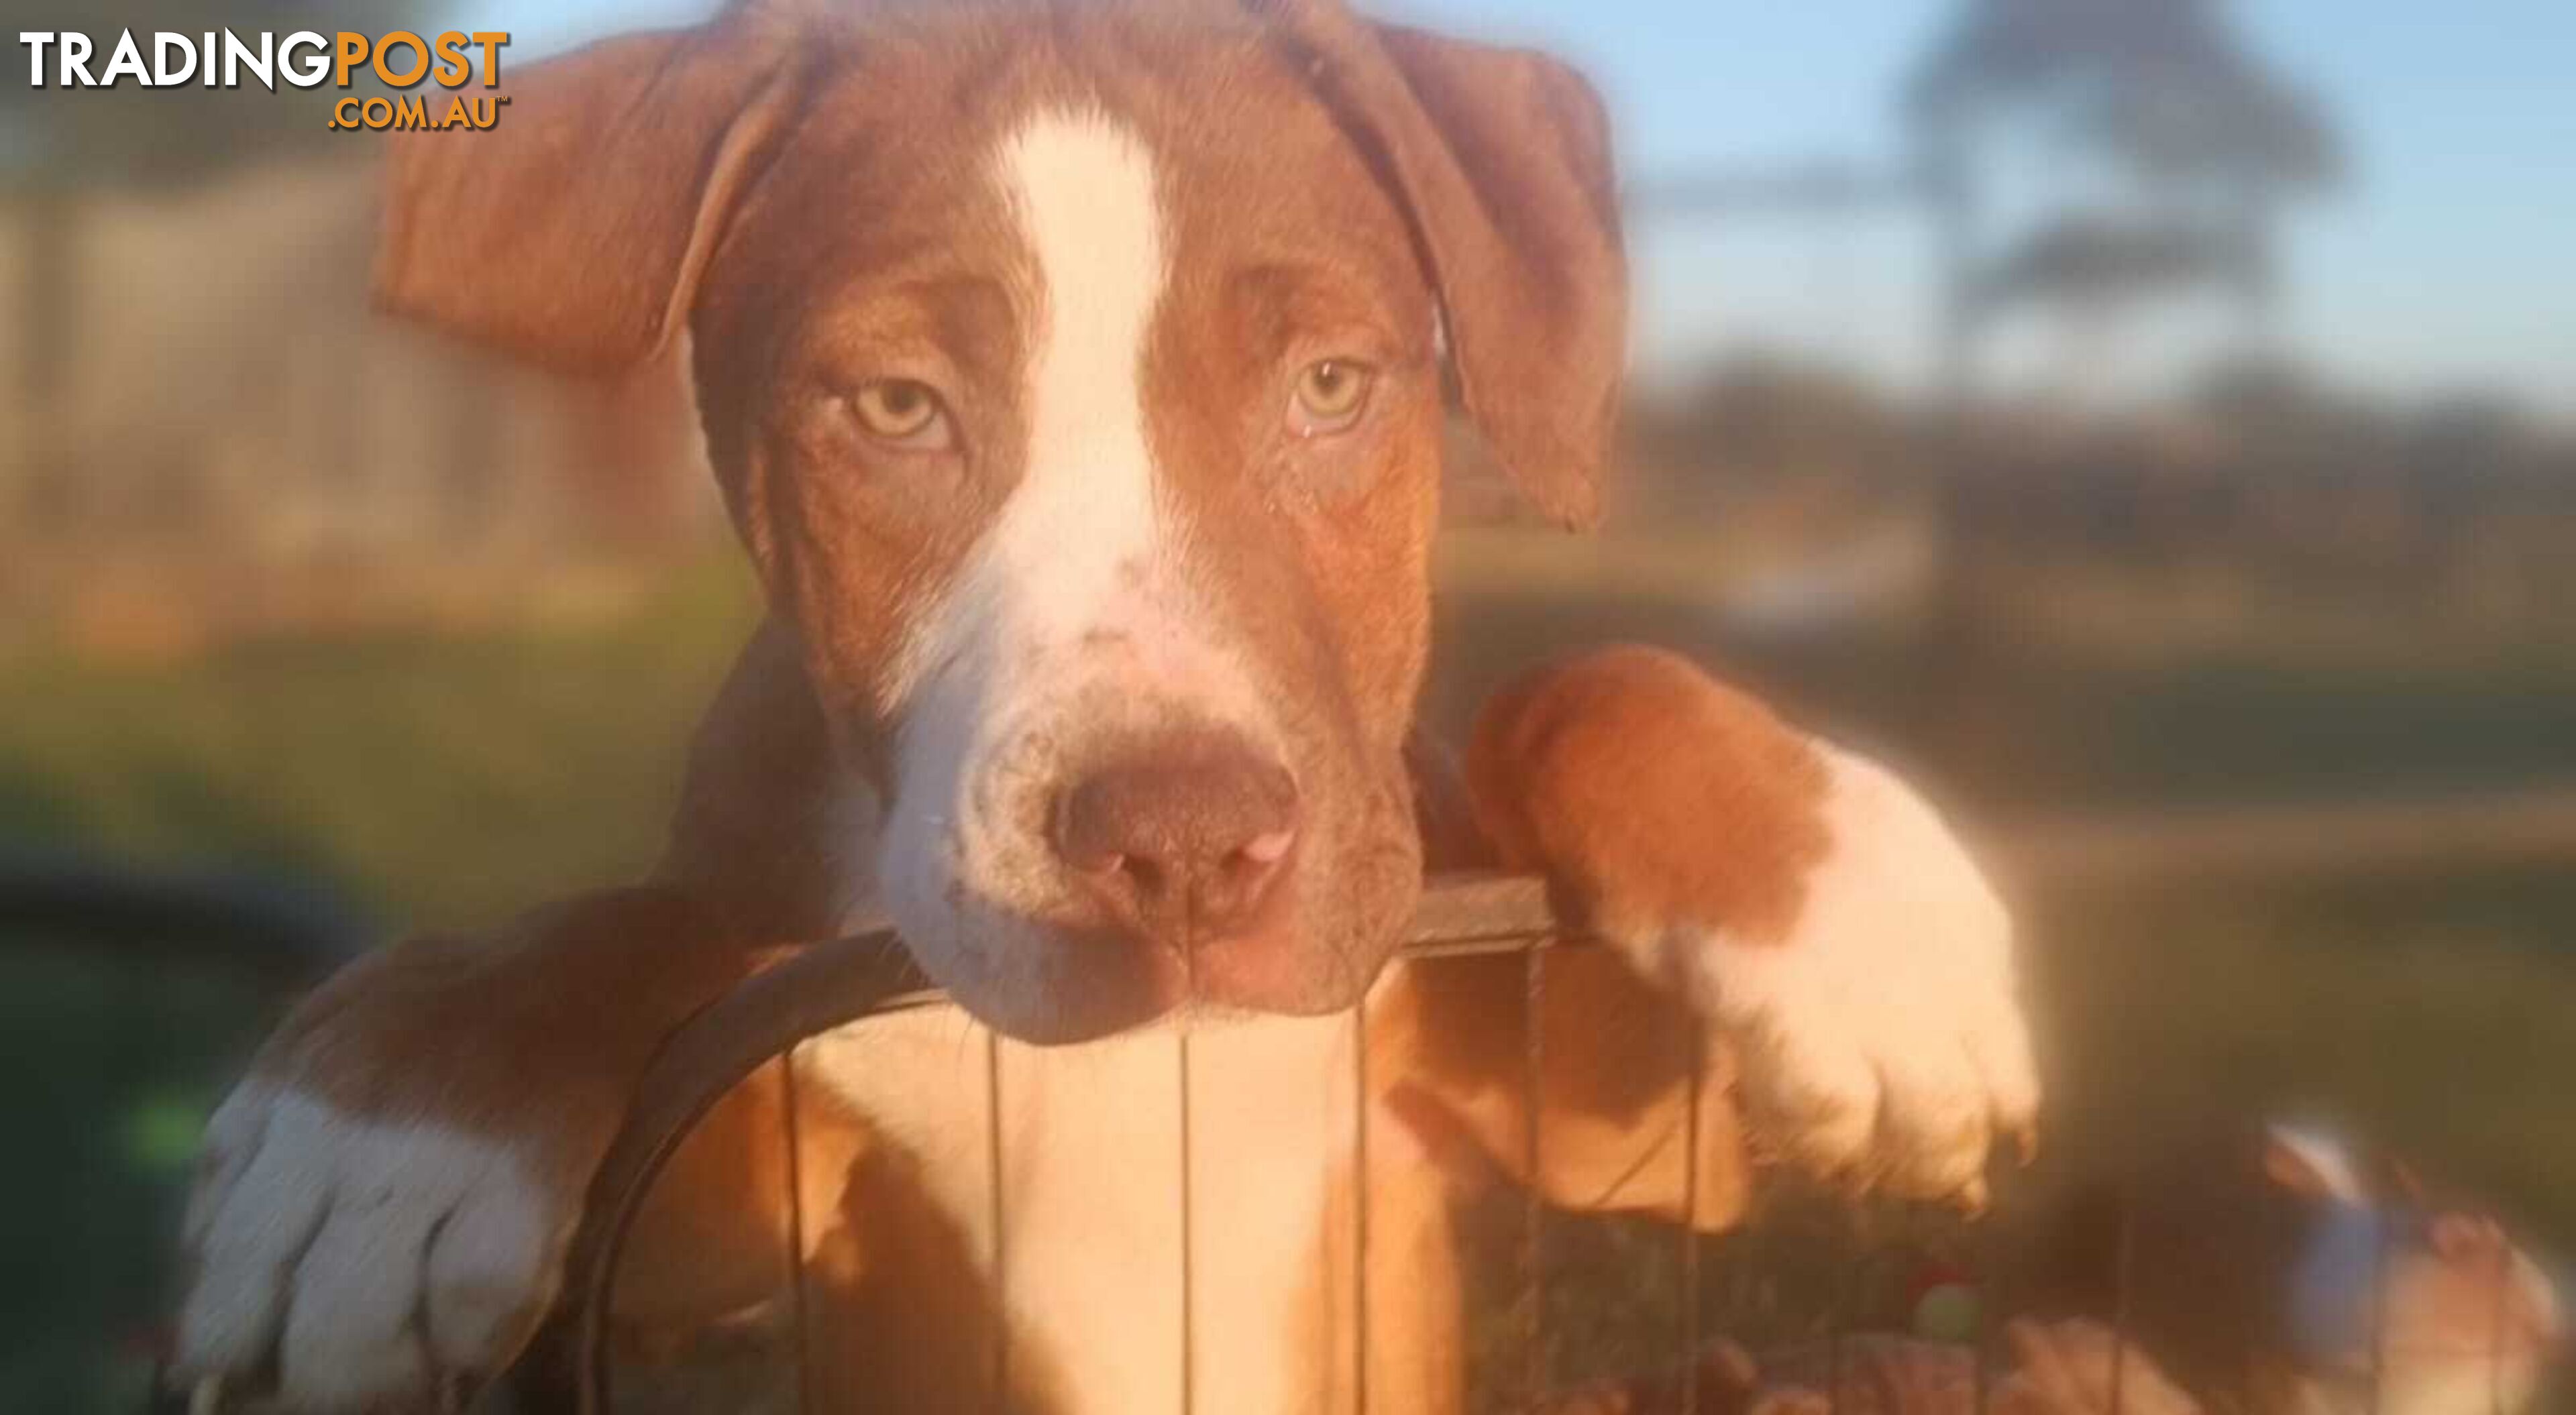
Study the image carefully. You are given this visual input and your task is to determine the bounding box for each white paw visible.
[173,1082,568,1409]
[1663,747,2039,1201]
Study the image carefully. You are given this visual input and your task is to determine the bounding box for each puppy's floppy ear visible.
[373,16,805,372]
[1264,0,1628,528]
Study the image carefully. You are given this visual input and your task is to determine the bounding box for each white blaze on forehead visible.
[885,108,1171,709]
[866,108,1278,1013]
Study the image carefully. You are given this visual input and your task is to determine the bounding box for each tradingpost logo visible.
[16,30,513,131]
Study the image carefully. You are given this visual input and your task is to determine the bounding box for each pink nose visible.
[1052,730,1299,946]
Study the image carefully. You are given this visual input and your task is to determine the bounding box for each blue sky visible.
[482,0,2575,411]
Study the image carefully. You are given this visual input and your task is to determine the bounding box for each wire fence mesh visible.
[404,874,2550,1415]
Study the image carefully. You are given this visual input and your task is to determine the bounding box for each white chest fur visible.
[802,1008,1360,1414]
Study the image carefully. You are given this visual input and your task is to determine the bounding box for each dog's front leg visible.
[1462,646,2041,1205]
[170,889,786,1411]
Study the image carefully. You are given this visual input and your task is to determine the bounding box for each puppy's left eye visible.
[846,378,955,452]
[1288,359,1375,438]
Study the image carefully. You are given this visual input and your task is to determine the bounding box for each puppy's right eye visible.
[1288,358,1375,439]
[846,379,955,452]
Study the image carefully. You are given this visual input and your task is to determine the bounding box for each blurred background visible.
[5,1,2574,1408]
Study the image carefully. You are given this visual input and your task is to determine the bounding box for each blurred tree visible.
[3,2,418,522]
[1904,0,2343,401]
[1896,1,2343,781]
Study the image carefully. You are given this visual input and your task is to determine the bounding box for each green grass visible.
[0,556,763,931]
[1428,588,2576,814]
[2028,876,2576,1250]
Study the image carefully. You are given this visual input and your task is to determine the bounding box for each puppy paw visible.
[1678,742,2039,1200]
[172,1079,572,1411]
[1468,646,2040,1204]
[167,893,749,1410]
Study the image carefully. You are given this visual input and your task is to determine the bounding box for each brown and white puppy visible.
[168,3,2038,1412]
[2020,1123,2565,1415]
